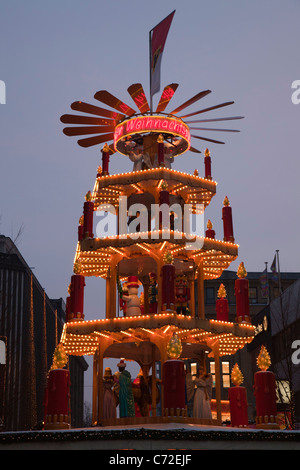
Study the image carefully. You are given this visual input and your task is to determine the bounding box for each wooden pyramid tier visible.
[61,313,255,359]
[92,167,217,212]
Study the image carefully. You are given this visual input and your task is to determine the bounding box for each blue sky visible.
[1,1,300,398]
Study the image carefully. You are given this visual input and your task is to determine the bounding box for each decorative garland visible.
[0,428,299,444]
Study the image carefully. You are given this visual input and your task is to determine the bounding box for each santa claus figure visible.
[121,276,141,316]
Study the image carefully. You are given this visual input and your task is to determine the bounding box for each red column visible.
[254,371,279,429]
[216,297,229,321]
[101,144,110,175]
[222,196,234,242]
[157,134,165,167]
[70,274,85,320]
[83,192,94,239]
[204,148,212,179]
[44,369,70,430]
[228,386,248,427]
[159,185,170,230]
[163,360,186,417]
[161,264,175,311]
[235,263,250,323]
[78,215,84,242]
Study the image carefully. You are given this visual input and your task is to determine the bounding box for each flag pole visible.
[149,28,153,113]
[265,261,270,304]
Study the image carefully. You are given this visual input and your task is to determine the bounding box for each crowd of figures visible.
[102,359,213,421]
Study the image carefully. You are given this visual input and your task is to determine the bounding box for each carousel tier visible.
[92,167,216,210]
[74,234,238,279]
[60,313,255,359]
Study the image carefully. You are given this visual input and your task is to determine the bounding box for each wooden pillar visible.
[109,263,117,319]
[213,341,222,423]
[105,274,111,319]
[151,344,157,417]
[92,352,98,424]
[97,345,104,424]
[187,272,195,317]
[197,261,205,319]
[157,258,163,313]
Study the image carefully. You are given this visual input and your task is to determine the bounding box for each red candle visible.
[78,216,84,241]
[44,369,70,430]
[70,273,85,320]
[159,185,170,230]
[101,144,110,175]
[234,263,250,323]
[254,371,279,429]
[228,386,248,427]
[163,360,185,416]
[222,196,234,242]
[161,263,175,311]
[216,297,229,321]
[157,134,165,167]
[83,192,94,239]
[204,148,212,179]
[205,220,215,239]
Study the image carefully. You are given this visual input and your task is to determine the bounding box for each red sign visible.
[114,115,191,156]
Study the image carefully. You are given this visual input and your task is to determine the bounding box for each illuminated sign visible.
[114,115,191,156]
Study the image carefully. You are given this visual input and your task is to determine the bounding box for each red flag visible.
[150,11,175,99]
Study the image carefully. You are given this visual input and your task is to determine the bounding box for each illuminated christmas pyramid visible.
[57,16,255,426]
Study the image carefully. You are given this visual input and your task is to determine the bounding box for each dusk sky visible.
[1,1,300,401]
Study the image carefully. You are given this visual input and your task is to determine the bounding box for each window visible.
[222,361,230,388]
[209,361,230,388]
[249,287,257,304]
[205,287,215,304]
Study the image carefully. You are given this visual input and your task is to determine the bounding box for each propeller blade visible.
[94,90,136,116]
[60,114,114,126]
[189,146,202,154]
[180,101,234,119]
[170,90,211,114]
[189,127,240,133]
[71,101,125,120]
[191,134,225,145]
[77,133,114,148]
[127,83,150,113]
[63,125,115,137]
[185,116,244,124]
[156,83,179,113]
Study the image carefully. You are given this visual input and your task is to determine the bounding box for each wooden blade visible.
[63,125,115,137]
[71,101,125,120]
[127,83,150,113]
[191,134,225,144]
[77,133,114,148]
[60,114,114,126]
[185,116,244,124]
[189,146,202,154]
[94,90,136,116]
[180,101,234,119]
[189,127,240,132]
[156,83,179,113]
[170,90,211,114]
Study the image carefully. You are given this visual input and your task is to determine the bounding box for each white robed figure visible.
[192,367,212,419]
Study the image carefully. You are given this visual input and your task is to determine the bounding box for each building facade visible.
[0,236,88,431]
[200,270,300,422]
